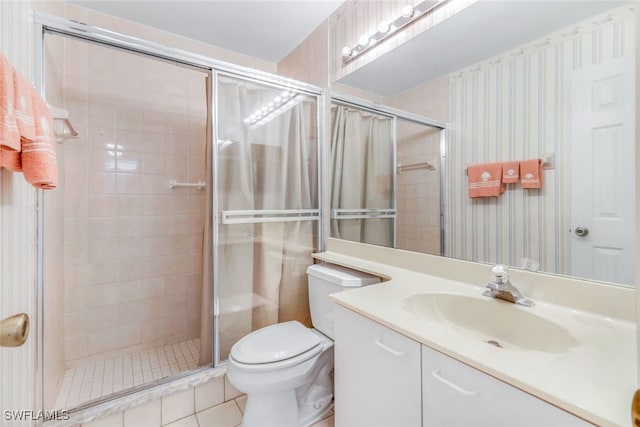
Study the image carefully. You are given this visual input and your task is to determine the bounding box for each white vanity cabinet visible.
[334,306,591,427]
[422,345,591,426]
[334,305,422,427]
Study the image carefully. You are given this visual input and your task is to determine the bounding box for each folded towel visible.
[21,92,57,189]
[0,54,20,152]
[13,71,36,141]
[468,162,505,198]
[520,158,542,189]
[0,146,22,171]
[502,161,520,183]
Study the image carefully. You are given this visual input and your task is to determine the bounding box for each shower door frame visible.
[330,93,447,255]
[33,11,324,413]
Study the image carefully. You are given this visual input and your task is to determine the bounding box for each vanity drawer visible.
[335,305,422,427]
[421,345,591,426]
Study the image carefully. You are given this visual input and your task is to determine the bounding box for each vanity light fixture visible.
[243,90,301,129]
[341,0,445,63]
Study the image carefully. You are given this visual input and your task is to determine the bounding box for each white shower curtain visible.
[331,105,394,247]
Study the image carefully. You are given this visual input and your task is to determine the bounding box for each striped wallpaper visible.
[446,6,635,276]
[0,0,38,422]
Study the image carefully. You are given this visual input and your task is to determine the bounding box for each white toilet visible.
[227,263,380,427]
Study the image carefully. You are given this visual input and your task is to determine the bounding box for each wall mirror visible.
[331,1,636,287]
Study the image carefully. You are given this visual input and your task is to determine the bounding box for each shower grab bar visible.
[397,160,437,173]
[169,180,206,190]
[331,208,396,220]
[221,209,320,225]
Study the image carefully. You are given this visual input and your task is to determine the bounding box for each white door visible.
[570,56,635,285]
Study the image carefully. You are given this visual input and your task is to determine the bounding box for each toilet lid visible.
[231,321,322,364]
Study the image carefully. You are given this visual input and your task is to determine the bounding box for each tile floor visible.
[57,339,201,409]
[163,396,334,427]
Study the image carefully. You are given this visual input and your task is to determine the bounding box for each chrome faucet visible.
[482,265,534,307]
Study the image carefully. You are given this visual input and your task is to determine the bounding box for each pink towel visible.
[13,71,36,141]
[0,54,20,153]
[468,162,505,198]
[502,161,520,183]
[21,93,57,189]
[0,147,22,171]
[520,158,542,189]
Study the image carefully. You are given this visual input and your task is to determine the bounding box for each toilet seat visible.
[229,321,325,372]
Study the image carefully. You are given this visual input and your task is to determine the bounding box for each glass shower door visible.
[329,103,395,247]
[214,74,320,362]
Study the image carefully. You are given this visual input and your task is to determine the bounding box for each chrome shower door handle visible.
[574,227,589,237]
[0,313,30,347]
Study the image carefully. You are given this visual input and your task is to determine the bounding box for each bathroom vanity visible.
[316,239,636,427]
[336,306,588,426]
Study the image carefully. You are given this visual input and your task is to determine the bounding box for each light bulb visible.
[402,4,414,18]
[378,21,390,34]
[358,34,370,47]
[341,46,352,58]
[243,118,250,123]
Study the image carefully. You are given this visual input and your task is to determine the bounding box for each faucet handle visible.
[490,264,509,284]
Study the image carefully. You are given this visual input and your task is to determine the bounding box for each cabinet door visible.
[422,345,591,426]
[335,306,422,427]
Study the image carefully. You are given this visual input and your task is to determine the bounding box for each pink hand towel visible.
[13,70,36,141]
[502,161,520,183]
[0,147,22,171]
[20,93,58,189]
[520,158,542,189]
[468,162,505,198]
[0,54,20,152]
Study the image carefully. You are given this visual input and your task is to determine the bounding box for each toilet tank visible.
[307,264,380,339]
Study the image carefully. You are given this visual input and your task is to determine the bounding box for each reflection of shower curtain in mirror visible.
[209,76,317,362]
[331,106,393,246]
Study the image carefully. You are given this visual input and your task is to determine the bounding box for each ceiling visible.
[338,1,628,97]
[68,0,343,63]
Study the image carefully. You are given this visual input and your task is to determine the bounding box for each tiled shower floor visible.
[55,339,200,410]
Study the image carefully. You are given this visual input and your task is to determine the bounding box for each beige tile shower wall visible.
[446,8,635,274]
[395,123,441,255]
[389,77,449,256]
[329,0,478,83]
[61,37,207,366]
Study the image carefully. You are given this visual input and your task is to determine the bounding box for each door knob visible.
[632,389,640,426]
[0,313,29,347]
[574,227,589,237]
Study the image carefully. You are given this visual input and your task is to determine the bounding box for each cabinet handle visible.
[373,339,406,356]
[431,369,478,397]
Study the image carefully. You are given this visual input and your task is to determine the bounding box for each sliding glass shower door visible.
[330,103,395,247]
[213,74,320,363]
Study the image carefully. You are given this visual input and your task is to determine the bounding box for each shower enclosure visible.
[329,95,445,256]
[37,15,322,414]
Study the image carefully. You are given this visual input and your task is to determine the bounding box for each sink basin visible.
[403,293,577,353]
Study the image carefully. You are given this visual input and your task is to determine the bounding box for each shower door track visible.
[33,12,324,422]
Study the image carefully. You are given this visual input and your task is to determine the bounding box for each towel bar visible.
[168,180,206,190]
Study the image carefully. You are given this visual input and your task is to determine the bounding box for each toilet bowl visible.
[226,264,380,427]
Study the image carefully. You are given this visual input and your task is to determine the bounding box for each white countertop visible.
[315,249,636,427]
